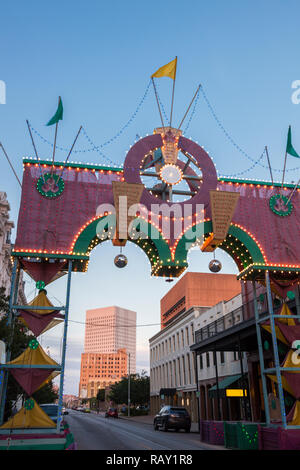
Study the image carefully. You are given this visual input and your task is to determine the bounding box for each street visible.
[65,410,213,451]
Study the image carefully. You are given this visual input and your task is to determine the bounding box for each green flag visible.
[46,97,63,126]
[286,125,300,158]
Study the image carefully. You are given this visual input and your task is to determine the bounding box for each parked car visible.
[153,406,191,432]
[105,407,118,418]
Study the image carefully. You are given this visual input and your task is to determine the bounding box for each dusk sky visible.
[1,0,300,394]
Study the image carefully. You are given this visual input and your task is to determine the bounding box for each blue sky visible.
[1,0,300,394]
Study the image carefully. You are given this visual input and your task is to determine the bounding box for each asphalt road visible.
[65,410,210,451]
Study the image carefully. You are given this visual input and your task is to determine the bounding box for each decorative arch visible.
[174,220,266,273]
[70,214,174,275]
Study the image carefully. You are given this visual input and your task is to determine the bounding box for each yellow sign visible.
[226,389,247,397]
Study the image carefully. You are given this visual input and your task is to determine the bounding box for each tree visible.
[96,389,105,401]
[32,380,58,404]
[108,371,150,406]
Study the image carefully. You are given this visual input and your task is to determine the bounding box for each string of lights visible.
[28,79,152,154]
[183,87,200,134]
[221,147,266,178]
[200,86,300,173]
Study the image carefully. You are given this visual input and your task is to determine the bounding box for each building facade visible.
[79,348,128,399]
[0,191,26,309]
[149,272,245,422]
[160,272,241,328]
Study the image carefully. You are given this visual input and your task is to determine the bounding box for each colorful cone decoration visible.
[20,259,67,286]
[18,290,63,337]
[262,303,296,345]
[267,374,295,397]
[0,398,55,429]
[286,400,300,425]
[112,181,144,244]
[6,340,59,395]
[281,350,300,399]
[35,371,60,392]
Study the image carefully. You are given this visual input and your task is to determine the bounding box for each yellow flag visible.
[151,57,177,80]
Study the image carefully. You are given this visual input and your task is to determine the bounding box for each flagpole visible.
[264,146,274,186]
[281,151,288,195]
[0,143,22,188]
[56,126,83,184]
[151,78,165,128]
[26,120,46,183]
[285,177,300,205]
[51,96,61,174]
[169,56,177,128]
[178,84,201,130]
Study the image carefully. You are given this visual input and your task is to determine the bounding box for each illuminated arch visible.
[70,214,173,275]
[174,220,266,272]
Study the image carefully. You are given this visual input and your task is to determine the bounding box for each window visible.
[206,352,210,368]
[177,358,181,386]
[220,351,225,364]
[182,356,186,384]
[186,326,189,345]
[199,354,203,370]
[187,354,191,384]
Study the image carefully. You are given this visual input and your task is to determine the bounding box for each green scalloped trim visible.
[269,194,292,217]
[37,173,64,198]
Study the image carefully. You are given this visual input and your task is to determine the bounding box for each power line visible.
[68,319,160,329]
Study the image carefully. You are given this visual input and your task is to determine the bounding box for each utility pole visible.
[128,353,131,417]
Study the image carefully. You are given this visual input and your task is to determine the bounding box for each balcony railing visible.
[194,293,298,345]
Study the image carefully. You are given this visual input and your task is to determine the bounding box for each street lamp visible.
[127,353,131,417]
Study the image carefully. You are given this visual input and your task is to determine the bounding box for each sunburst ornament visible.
[159,164,183,185]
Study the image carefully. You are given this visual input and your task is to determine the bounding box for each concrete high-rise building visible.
[84,306,136,370]
[79,306,137,398]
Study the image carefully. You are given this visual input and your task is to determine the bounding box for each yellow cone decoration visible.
[27,290,55,315]
[0,398,55,429]
[7,343,58,368]
[289,400,300,425]
[267,374,295,396]
[278,303,296,326]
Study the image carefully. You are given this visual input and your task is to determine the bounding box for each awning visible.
[208,374,242,398]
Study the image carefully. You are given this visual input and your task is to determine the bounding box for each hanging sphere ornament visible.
[209,259,222,273]
[114,254,128,268]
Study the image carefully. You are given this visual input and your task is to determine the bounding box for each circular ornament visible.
[159,164,183,185]
[36,280,46,290]
[24,398,35,410]
[287,290,295,300]
[29,338,39,350]
[37,173,64,198]
[269,194,292,217]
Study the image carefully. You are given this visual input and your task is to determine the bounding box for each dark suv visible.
[153,406,191,432]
